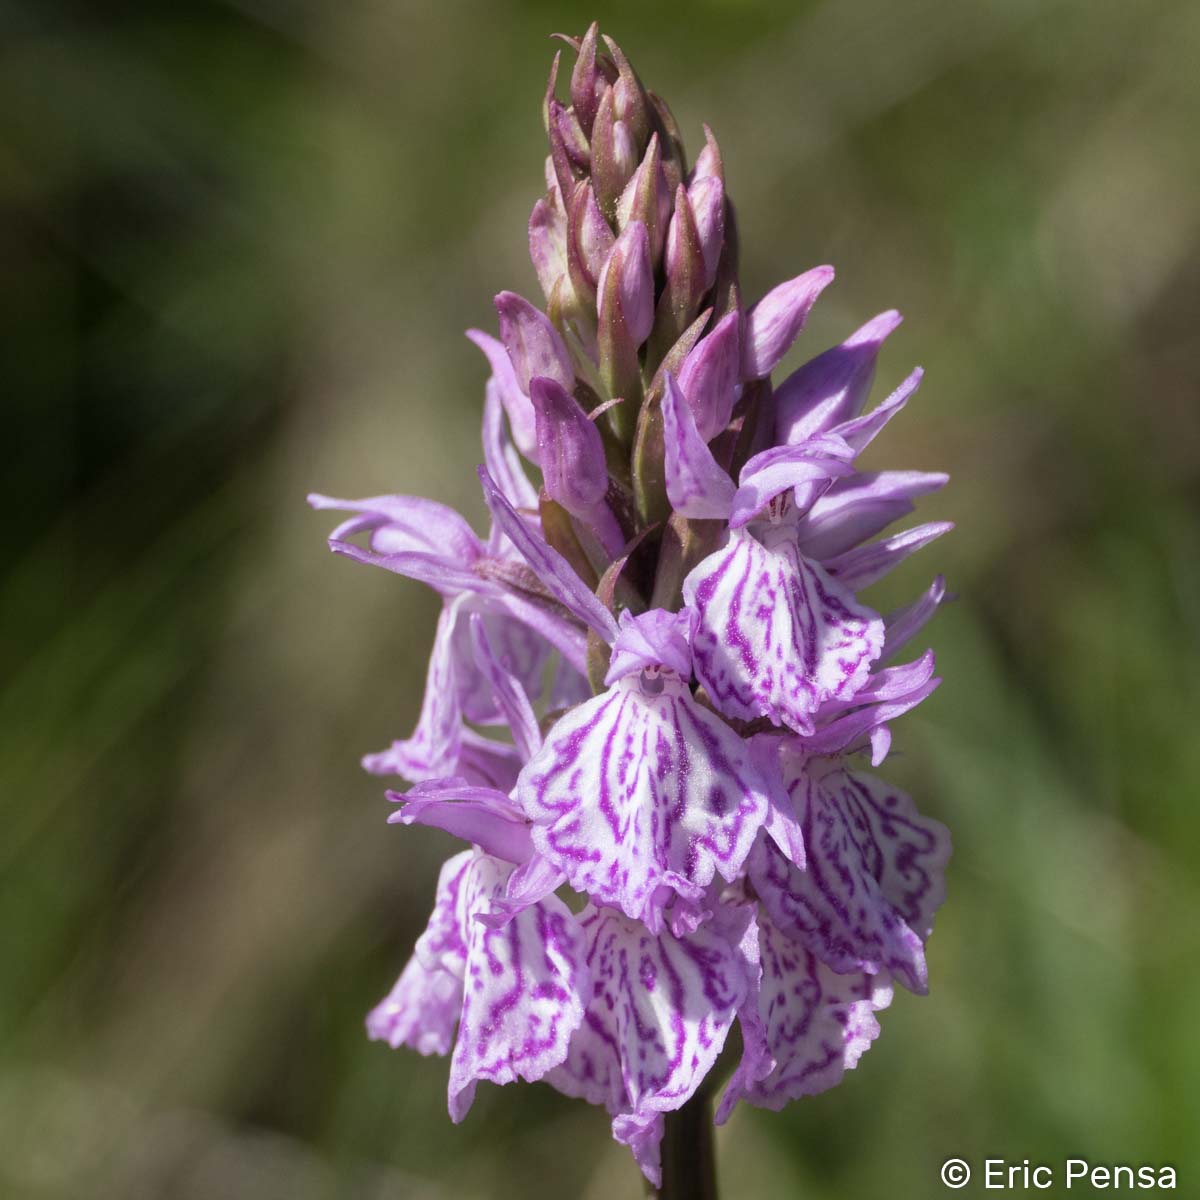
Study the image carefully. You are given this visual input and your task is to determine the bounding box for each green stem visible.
[657,1090,718,1200]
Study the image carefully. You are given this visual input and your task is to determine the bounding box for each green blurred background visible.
[3,0,1198,1196]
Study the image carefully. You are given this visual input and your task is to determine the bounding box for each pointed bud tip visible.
[845,309,904,348]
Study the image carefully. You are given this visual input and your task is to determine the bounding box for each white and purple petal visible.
[363,605,463,782]
[719,904,892,1114]
[447,854,586,1121]
[468,614,542,760]
[517,673,772,926]
[411,850,475,977]
[683,527,884,734]
[546,904,754,1186]
[449,605,548,727]
[366,955,462,1056]
[748,760,950,993]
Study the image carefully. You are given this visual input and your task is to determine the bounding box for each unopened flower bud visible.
[691,124,724,185]
[567,181,615,301]
[597,221,653,422]
[598,220,654,348]
[570,21,604,137]
[549,98,590,171]
[687,174,724,289]
[603,36,651,150]
[616,134,671,269]
[654,185,707,354]
[530,376,609,518]
[678,311,740,440]
[647,93,687,195]
[590,87,639,221]
[529,195,569,305]
[495,291,574,395]
[546,112,582,211]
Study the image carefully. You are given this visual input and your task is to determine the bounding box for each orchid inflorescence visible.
[312,23,952,1188]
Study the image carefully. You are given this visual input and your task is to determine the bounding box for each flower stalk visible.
[659,1090,718,1200]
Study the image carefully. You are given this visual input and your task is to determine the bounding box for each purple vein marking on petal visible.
[684,529,883,733]
[517,677,770,925]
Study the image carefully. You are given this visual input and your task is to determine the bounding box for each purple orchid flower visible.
[516,607,777,932]
[313,23,955,1195]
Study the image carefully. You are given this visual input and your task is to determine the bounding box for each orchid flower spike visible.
[312,22,954,1193]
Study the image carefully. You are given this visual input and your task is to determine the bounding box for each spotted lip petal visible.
[367,848,588,1117]
[366,850,475,1053]
[414,850,475,975]
[448,854,587,1122]
[545,903,754,1187]
[719,903,893,1115]
[683,527,885,735]
[748,760,951,994]
[517,673,772,929]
